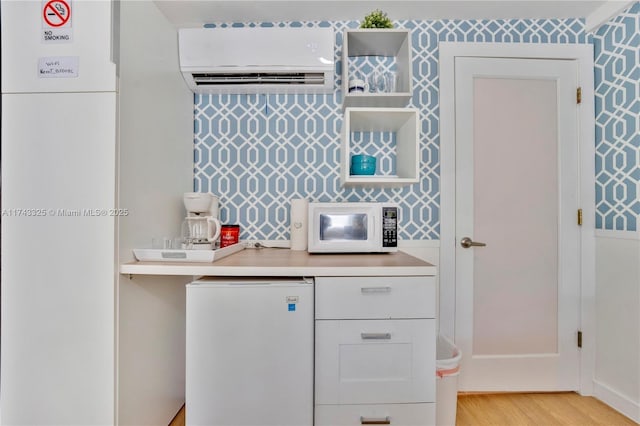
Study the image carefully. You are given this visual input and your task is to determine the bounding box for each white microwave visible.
[307,202,399,253]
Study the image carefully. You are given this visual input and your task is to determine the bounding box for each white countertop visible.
[120,248,436,277]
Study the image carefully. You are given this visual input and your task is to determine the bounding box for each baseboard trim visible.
[593,380,640,423]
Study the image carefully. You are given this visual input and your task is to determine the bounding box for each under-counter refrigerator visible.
[186,277,314,426]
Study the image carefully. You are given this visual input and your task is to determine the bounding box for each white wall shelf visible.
[341,107,420,187]
[342,29,413,109]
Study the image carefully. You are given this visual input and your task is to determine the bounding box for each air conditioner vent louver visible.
[192,73,326,86]
[178,28,334,94]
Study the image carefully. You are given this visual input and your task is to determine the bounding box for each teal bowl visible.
[350,160,376,175]
[351,154,376,164]
[351,154,376,175]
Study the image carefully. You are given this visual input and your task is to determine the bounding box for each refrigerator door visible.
[186,278,314,426]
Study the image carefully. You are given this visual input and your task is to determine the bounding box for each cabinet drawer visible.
[315,319,436,405]
[315,403,435,426]
[315,276,435,319]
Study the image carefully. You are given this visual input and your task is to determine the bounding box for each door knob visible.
[460,237,487,248]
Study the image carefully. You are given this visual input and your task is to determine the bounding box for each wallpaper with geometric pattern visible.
[194,18,587,241]
[593,2,640,232]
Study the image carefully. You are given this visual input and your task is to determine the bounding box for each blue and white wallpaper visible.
[593,2,640,232]
[194,18,587,241]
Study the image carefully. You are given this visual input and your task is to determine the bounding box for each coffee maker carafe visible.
[182,192,222,249]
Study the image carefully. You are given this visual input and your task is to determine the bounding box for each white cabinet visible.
[315,276,435,319]
[316,319,435,405]
[315,403,435,426]
[315,276,436,426]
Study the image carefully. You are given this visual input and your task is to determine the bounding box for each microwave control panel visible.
[382,207,398,248]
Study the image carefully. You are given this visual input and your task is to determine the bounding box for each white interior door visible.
[454,57,581,391]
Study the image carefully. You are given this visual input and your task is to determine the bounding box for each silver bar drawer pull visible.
[360,416,391,425]
[361,286,392,294]
[361,332,391,340]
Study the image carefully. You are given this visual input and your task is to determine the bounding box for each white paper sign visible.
[38,56,79,78]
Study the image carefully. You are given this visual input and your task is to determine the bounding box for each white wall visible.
[116,1,194,424]
[594,233,640,422]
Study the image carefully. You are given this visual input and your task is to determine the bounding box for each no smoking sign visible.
[44,0,70,27]
[42,0,73,43]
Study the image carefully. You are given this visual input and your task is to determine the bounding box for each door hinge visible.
[576,87,582,104]
[577,208,583,226]
[577,330,583,348]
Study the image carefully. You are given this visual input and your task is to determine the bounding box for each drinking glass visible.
[368,71,397,93]
[368,71,384,93]
[385,72,397,93]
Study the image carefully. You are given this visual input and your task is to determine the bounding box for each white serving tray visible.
[133,243,245,263]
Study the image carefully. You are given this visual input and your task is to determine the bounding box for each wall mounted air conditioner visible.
[178,27,335,94]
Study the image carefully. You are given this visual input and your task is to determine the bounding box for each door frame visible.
[439,42,595,395]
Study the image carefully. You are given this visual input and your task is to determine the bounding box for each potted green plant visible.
[360,9,394,29]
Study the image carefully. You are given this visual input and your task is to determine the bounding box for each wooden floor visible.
[456,392,637,426]
[169,405,185,426]
[169,392,637,426]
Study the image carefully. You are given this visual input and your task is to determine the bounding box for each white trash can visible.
[436,335,462,426]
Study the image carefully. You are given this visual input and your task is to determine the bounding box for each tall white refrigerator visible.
[1,1,117,424]
[186,277,314,426]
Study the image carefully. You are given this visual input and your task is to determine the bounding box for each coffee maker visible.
[182,192,222,250]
